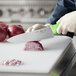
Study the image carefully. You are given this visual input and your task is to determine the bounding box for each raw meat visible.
[8,25,25,37]
[0,59,23,66]
[24,41,44,51]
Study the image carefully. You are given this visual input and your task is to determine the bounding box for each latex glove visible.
[26,27,33,33]
[44,24,51,27]
[57,11,76,34]
[32,24,46,31]
[26,24,47,33]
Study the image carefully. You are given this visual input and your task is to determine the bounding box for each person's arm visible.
[46,0,75,24]
[26,0,76,32]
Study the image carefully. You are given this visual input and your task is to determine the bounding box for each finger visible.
[57,24,62,34]
[44,24,51,27]
[33,24,41,30]
[62,27,68,34]
[26,27,33,33]
[33,24,45,30]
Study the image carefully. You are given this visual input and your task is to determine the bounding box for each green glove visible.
[50,24,59,35]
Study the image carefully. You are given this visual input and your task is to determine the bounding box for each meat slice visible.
[24,41,44,51]
[0,59,23,66]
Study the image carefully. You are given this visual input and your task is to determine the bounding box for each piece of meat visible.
[24,41,44,51]
[0,59,23,66]
[8,25,25,37]
[0,27,7,42]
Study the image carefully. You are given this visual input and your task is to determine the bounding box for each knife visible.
[7,27,54,43]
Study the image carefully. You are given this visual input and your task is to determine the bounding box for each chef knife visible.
[7,27,54,43]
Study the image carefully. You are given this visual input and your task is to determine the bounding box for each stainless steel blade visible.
[7,27,54,43]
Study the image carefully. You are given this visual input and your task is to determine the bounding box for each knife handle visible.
[66,32,74,38]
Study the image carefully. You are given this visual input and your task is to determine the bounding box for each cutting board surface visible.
[0,36,71,73]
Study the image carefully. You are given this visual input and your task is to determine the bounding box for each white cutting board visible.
[0,36,72,74]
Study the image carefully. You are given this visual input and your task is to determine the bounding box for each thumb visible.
[57,24,62,34]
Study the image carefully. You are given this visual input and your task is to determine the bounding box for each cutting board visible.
[0,36,72,74]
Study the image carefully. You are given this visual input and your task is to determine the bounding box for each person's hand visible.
[26,24,46,33]
[57,11,76,34]
[26,24,50,33]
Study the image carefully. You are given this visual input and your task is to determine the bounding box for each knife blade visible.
[7,27,54,43]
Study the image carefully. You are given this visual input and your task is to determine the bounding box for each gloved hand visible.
[26,24,50,33]
[57,11,76,34]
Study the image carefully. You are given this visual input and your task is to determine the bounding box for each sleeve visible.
[46,0,68,24]
[64,0,76,12]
